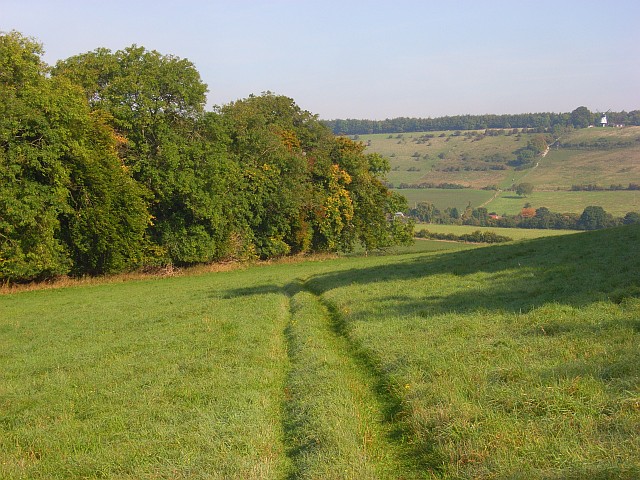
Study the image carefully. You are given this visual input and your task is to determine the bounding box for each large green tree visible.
[3,34,413,280]
[516,182,534,197]
[329,137,412,250]
[0,31,149,281]
[220,93,331,257]
[570,106,594,129]
[577,205,611,230]
[54,46,236,265]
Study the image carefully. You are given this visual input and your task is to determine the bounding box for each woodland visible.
[0,31,412,283]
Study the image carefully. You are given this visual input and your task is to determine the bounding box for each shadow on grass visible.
[218,284,282,298]
[302,225,640,319]
[501,195,527,200]
[218,226,639,320]
[319,293,446,476]
[217,226,640,476]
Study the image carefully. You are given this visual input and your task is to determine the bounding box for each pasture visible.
[396,188,495,212]
[1,226,639,479]
[524,146,640,190]
[488,189,640,216]
[360,131,524,189]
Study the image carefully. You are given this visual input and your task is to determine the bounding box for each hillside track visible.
[481,141,556,210]
[281,279,425,479]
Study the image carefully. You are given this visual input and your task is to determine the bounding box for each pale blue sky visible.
[2,0,639,119]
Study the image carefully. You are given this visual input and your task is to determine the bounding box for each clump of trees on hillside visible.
[515,183,534,197]
[0,31,413,283]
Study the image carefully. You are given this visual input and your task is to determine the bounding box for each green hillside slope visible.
[360,126,640,215]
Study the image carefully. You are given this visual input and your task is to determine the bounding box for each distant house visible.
[489,214,501,220]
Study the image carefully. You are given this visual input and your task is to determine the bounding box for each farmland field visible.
[1,226,639,479]
[525,146,640,190]
[360,131,525,189]
[359,126,640,215]
[396,188,495,212]
[487,189,640,216]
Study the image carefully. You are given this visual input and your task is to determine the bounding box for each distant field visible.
[563,125,640,143]
[395,188,495,211]
[527,146,640,190]
[360,130,527,188]
[2,226,639,478]
[414,223,581,240]
[364,126,640,214]
[487,189,640,216]
[397,187,640,217]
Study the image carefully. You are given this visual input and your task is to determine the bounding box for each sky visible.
[2,0,639,119]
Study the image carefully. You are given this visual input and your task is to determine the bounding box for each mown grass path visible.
[282,280,423,479]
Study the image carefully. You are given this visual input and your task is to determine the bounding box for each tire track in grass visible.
[282,280,422,479]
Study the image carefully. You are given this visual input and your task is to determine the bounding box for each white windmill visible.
[600,109,610,127]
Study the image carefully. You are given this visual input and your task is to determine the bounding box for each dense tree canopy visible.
[1,32,412,282]
[0,32,149,281]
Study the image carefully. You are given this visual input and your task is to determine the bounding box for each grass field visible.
[1,226,639,478]
[525,146,640,190]
[0,270,293,478]
[395,188,495,212]
[360,130,526,188]
[487,189,640,216]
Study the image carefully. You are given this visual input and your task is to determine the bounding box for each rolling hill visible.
[358,126,640,215]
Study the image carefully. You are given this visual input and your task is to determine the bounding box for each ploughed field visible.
[1,226,639,479]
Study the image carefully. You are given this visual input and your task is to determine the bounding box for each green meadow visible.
[396,189,495,212]
[1,226,639,479]
[489,190,640,216]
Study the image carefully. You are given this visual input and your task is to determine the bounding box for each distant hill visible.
[358,126,640,216]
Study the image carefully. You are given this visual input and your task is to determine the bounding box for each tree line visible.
[409,202,640,231]
[0,31,412,283]
[323,108,640,135]
[415,229,512,244]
